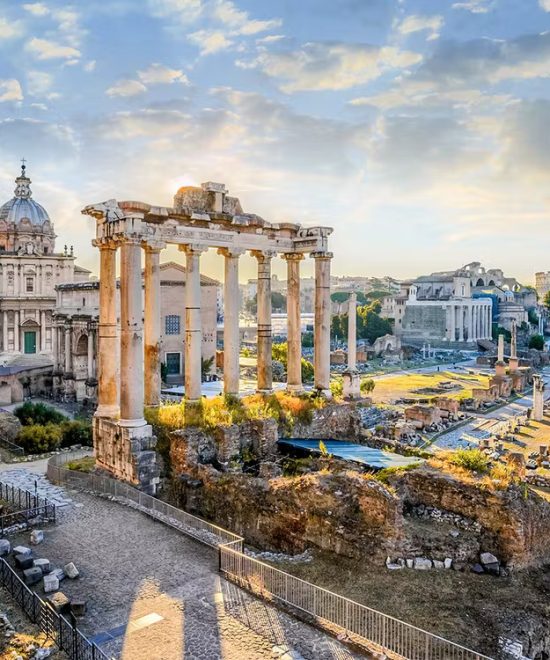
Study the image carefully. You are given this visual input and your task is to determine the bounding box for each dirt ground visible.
[273,552,550,658]
[370,371,490,404]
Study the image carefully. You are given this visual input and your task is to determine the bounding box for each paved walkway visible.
[0,462,364,660]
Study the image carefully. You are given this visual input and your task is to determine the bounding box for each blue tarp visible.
[278,439,424,470]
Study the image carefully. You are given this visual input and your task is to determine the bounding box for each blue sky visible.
[0,0,549,283]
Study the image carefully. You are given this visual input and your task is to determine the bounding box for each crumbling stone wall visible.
[177,466,401,559]
[290,402,364,439]
[399,466,550,567]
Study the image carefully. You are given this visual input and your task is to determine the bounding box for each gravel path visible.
[5,484,364,660]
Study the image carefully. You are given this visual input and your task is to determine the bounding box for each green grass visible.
[66,456,96,473]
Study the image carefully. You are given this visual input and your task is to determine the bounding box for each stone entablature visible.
[83,181,334,492]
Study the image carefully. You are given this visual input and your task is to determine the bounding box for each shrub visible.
[330,379,343,398]
[14,402,66,426]
[60,420,93,447]
[17,424,62,453]
[360,378,376,394]
[529,334,544,350]
[66,456,95,472]
[449,448,490,474]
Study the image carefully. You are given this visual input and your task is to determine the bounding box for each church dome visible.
[0,164,51,227]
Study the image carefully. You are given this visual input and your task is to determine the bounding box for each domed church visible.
[0,163,91,401]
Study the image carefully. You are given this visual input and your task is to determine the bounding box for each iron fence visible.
[0,481,56,533]
[48,452,494,660]
[0,558,110,660]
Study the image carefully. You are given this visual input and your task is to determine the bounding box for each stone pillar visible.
[498,333,504,362]
[283,253,304,393]
[96,242,119,418]
[533,374,545,421]
[253,250,275,394]
[182,245,205,402]
[13,311,19,352]
[2,311,7,352]
[40,311,46,352]
[458,306,464,342]
[87,330,94,380]
[119,239,146,427]
[511,320,517,359]
[219,248,243,396]
[343,292,360,399]
[467,305,473,342]
[64,325,72,374]
[144,245,163,407]
[447,305,454,341]
[313,251,332,395]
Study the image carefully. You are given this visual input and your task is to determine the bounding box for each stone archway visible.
[74,333,88,380]
[475,278,484,287]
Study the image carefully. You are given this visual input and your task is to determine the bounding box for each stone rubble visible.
[30,530,44,545]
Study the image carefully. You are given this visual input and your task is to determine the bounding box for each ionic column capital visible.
[282,253,305,262]
[179,244,208,256]
[311,251,333,261]
[218,247,245,259]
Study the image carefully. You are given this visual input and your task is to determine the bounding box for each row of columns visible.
[447,302,492,342]
[95,238,333,428]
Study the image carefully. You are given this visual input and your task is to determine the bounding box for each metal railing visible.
[0,481,56,533]
[0,558,110,660]
[47,452,493,660]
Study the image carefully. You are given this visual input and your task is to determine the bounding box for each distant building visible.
[535,271,550,301]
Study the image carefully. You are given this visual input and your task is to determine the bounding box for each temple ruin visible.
[82,182,333,492]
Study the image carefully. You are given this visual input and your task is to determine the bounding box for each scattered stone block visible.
[444,558,453,569]
[50,568,65,582]
[480,552,500,576]
[70,600,87,617]
[433,560,444,569]
[30,530,44,545]
[13,545,31,557]
[47,591,70,614]
[33,558,51,574]
[23,566,42,586]
[43,573,59,594]
[413,557,432,570]
[405,558,414,569]
[15,554,34,570]
[471,563,484,574]
[63,562,79,579]
[0,539,10,556]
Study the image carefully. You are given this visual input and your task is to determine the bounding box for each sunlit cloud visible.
[26,37,81,60]
[0,80,23,103]
[396,14,444,41]
[106,79,148,97]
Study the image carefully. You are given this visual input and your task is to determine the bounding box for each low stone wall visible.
[175,466,402,559]
[525,472,550,489]
[290,401,364,439]
[400,466,550,568]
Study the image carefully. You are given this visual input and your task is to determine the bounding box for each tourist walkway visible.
[0,460,364,660]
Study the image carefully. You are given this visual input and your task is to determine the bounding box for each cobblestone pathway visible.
[3,479,364,660]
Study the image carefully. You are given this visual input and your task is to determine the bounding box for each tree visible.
[529,334,544,351]
[528,309,539,326]
[544,291,550,311]
[360,378,376,394]
[201,356,215,380]
[271,291,287,312]
[272,342,313,382]
[301,332,314,348]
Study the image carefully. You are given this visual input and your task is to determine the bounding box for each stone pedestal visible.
[533,375,545,421]
[495,361,506,377]
[93,417,159,494]
[342,370,361,400]
[508,357,519,372]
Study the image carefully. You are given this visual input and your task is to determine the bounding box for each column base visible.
[119,417,147,428]
[256,388,274,395]
[286,384,304,395]
[342,370,361,400]
[314,388,332,399]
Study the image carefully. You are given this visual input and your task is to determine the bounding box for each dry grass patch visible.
[370,371,490,404]
[429,449,519,491]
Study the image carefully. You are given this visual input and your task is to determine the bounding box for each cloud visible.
[188,29,233,55]
[84,60,96,72]
[212,0,281,35]
[541,0,550,10]
[106,79,148,97]
[0,17,23,39]
[137,63,189,85]
[26,37,81,60]
[397,14,444,41]
[147,0,203,23]
[0,79,23,103]
[22,3,49,16]
[92,108,192,139]
[452,0,493,13]
[27,70,53,96]
[241,42,422,92]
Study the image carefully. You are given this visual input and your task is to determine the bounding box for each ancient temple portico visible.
[83,182,333,492]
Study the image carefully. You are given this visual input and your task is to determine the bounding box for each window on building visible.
[165,315,180,335]
[43,247,48,254]
[82,297,86,307]
[26,277,34,292]
[165,352,181,375]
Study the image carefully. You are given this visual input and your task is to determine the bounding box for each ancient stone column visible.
[182,245,206,402]
[343,292,360,399]
[13,311,19,352]
[533,374,545,421]
[283,253,304,393]
[252,250,275,394]
[87,330,94,380]
[144,245,163,407]
[219,248,244,396]
[498,333,504,362]
[458,306,464,342]
[2,311,7,352]
[313,251,332,395]
[95,241,119,418]
[447,305,454,341]
[511,320,517,359]
[119,239,146,427]
[64,325,72,374]
[40,311,46,352]
[467,305,473,342]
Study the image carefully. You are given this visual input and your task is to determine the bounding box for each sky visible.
[0,0,549,284]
